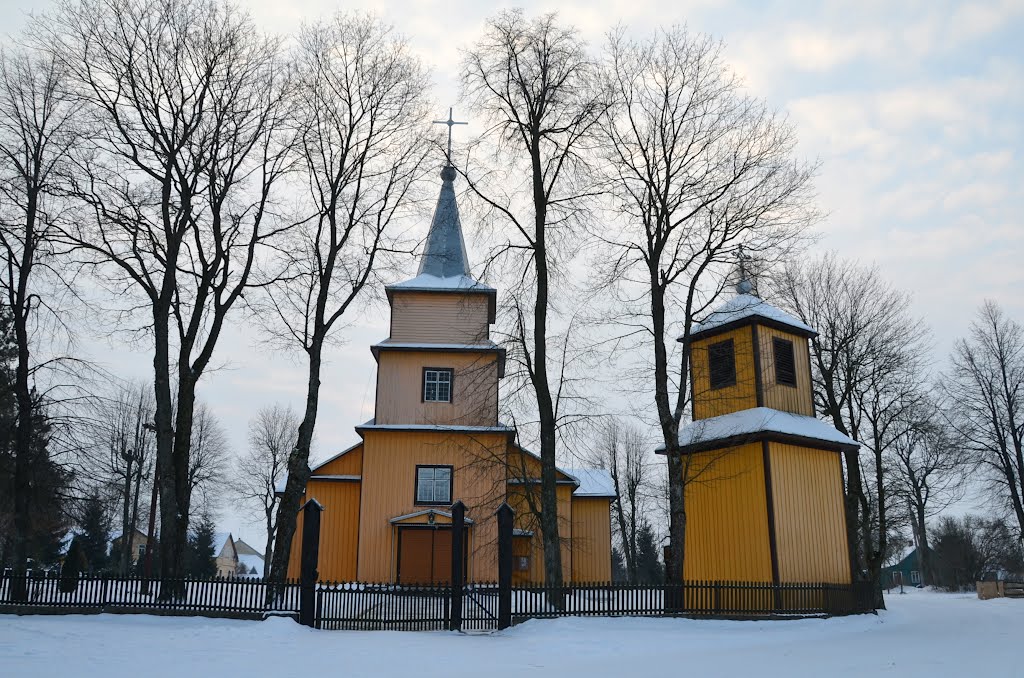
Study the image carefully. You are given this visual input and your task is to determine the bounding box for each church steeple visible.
[417,165,472,279]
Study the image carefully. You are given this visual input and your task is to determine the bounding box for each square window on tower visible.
[708,339,737,390]
[772,337,797,387]
[423,368,454,403]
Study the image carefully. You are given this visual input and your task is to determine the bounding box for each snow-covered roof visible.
[564,468,617,498]
[212,532,234,558]
[389,509,475,525]
[686,293,815,340]
[310,474,361,482]
[387,273,494,294]
[356,420,514,434]
[237,553,264,577]
[372,340,500,351]
[670,407,858,451]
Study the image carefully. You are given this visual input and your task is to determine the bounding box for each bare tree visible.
[888,398,967,585]
[0,45,78,592]
[261,13,431,586]
[461,9,609,589]
[236,404,297,564]
[78,380,155,574]
[775,253,929,595]
[39,0,294,586]
[595,26,816,584]
[591,418,654,583]
[946,301,1024,539]
[187,402,229,519]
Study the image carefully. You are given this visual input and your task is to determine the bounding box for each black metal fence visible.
[0,572,301,616]
[312,579,874,631]
[2,571,873,629]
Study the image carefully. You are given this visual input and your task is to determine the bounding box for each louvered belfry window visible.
[708,339,736,390]
[773,337,797,386]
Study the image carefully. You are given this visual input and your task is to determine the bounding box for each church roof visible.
[661,407,859,453]
[684,293,816,341]
[564,468,617,498]
[389,165,493,295]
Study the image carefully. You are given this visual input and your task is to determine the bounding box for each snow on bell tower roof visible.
[682,272,816,342]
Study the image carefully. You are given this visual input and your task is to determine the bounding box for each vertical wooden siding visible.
[691,326,758,420]
[390,292,490,343]
[315,445,363,476]
[768,442,851,584]
[682,443,773,582]
[356,430,506,582]
[284,480,361,582]
[506,484,574,584]
[571,497,613,583]
[756,326,814,416]
[375,351,498,426]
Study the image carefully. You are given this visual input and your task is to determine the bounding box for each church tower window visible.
[423,368,454,403]
[772,337,797,386]
[708,339,736,390]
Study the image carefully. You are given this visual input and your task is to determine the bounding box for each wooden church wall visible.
[682,442,773,582]
[390,292,490,344]
[285,479,361,582]
[506,484,574,584]
[756,326,814,416]
[571,497,613,583]
[375,351,499,427]
[356,430,506,582]
[768,442,851,584]
[691,326,758,420]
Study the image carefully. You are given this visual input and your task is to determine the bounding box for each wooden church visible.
[284,163,614,585]
[665,277,857,593]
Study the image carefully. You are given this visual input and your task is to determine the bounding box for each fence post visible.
[450,500,465,631]
[496,502,513,630]
[298,498,323,628]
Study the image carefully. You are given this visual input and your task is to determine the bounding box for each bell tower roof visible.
[682,293,816,343]
[418,165,472,279]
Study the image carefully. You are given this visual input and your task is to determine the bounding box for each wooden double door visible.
[397,527,466,584]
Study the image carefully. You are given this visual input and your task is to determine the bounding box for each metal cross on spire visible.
[433,107,468,166]
[736,245,755,295]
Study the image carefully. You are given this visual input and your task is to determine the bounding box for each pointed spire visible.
[418,166,472,278]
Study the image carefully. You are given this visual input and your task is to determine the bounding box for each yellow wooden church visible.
[284,164,614,585]
[664,278,857,589]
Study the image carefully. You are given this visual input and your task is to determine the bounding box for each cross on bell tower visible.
[433,107,468,166]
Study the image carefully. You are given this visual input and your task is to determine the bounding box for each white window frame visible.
[423,368,453,403]
[415,465,453,505]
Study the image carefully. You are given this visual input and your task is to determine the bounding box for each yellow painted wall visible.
[757,326,814,416]
[314,445,363,476]
[691,326,757,420]
[682,443,773,582]
[506,483,574,583]
[769,442,851,584]
[390,291,490,344]
[356,430,506,582]
[284,479,361,582]
[375,351,498,426]
[571,497,613,583]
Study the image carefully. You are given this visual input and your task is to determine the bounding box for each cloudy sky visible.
[2,0,1021,542]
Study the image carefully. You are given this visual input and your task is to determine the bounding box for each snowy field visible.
[1,588,1019,677]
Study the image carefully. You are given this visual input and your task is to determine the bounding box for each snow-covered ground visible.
[1,588,1018,677]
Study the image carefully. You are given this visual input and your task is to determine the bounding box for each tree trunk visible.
[120,458,133,575]
[269,344,322,589]
[9,187,38,601]
[915,502,930,586]
[529,134,563,597]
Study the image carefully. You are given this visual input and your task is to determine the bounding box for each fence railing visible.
[312,579,874,631]
[0,572,301,616]
[2,572,874,629]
